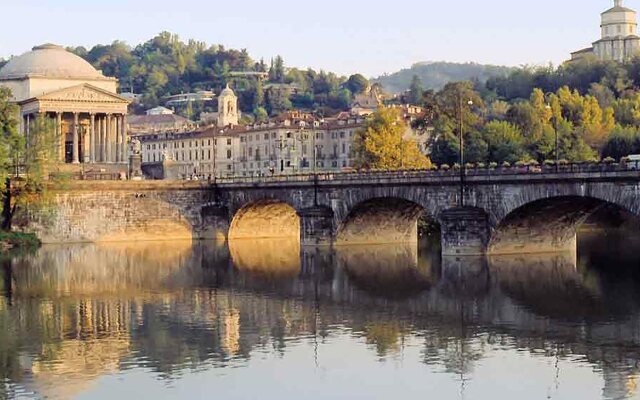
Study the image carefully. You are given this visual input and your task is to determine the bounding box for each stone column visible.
[56,112,64,162]
[120,114,127,163]
[299,206,335,246]
[82,115,90,164]
[89,114,96,163]
[100,116,106,162]
[112,115,118,163]
[115,116,120,163]
[105,114,112,163]
[72,113,80,164]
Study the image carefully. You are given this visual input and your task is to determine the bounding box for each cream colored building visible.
[138,86,432,179]
[0,44,130,166]
[571,0,640,62]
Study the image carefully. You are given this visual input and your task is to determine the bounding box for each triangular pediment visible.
[20,84,130,104]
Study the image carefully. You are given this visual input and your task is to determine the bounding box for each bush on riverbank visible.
[0,231,40,251]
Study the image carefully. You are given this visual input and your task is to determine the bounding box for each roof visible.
[0,44,107,81]
[571,47,594,55]
[603,6,636,14]
[127,114,191,125]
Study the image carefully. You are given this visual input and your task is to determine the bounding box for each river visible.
[0,232,639,399]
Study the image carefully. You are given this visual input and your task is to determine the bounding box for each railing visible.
[213,162,640,185]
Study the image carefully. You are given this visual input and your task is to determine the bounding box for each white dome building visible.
[0,44,129,166]
[571,0,640,62]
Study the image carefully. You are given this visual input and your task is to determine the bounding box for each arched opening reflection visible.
[229,238,301,279]
[338,244,437,299]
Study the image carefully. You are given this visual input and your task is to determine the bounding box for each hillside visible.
[373,61,514,94]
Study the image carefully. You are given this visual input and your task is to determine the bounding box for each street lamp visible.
[545,104,560,172]
[459,97,473,208]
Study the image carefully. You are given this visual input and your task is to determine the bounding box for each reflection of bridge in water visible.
[2,240,640,399]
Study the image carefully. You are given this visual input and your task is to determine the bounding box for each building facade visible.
[137,86,430,179]
[0,44,130,166]
[571,0,640,62]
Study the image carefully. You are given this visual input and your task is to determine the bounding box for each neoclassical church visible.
[571,0,640,62]
[0,44,130,166]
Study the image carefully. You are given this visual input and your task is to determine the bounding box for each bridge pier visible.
[299,206,335,246]
[198,204,230,241]
[440,208,490,256]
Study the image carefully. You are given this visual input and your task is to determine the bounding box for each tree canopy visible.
[352,108,431,170]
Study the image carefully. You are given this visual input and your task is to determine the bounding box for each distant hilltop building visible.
[571,0,640,62]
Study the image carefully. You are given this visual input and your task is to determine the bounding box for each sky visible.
[0,0,624,78]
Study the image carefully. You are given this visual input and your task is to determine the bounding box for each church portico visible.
[0,44,131,175]
[18,84,129,165]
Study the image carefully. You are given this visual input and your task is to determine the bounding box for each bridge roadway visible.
[23,164,640,255]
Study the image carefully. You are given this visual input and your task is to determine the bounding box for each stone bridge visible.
[21,168,640,255]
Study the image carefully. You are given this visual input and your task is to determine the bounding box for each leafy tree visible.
[346,74,369,95]
[484,121,527,164]
[601,126,640,160]
[408,75,424,105]
[352,108,431,170]
[265,87,292,116]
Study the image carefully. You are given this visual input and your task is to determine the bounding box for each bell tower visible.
[217,84,239,127]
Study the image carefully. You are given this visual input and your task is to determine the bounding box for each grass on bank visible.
[0,231,40,251]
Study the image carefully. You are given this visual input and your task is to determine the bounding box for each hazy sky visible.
[0,0,623,77]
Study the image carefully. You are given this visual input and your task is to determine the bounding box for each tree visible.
[265,87,292,116]
[352,108,431,170]
[483,121,527,164]
[601,126,639,160]
[0,88,20,191]
[408,75,424,105]
[346,74,369,95]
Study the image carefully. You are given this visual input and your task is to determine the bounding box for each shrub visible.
[489,162,498,169]
[477,163,486,169]
[452,163,461,170]
[502,161,511,168]
[543,159,555,166]
[440,164,450,170]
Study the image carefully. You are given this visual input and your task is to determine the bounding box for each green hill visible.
[373,61,514,94]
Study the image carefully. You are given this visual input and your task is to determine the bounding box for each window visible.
[331,132,337,139]
[227,150,232,159]
[342,143,346,154]
[264,133,269,140]
[227,139,232,145]
[208,150,211,159]
[271,132,276,139]
[181,142,185,148]
[332,161,338,168]
[241,136,246,143]
[208,140,211,146]
[340,131,345,139]
[286,132,292,139]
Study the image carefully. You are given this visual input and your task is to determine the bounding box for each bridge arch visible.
[488,195,640,254]
[228,199,301,240]
[336,197,436,245]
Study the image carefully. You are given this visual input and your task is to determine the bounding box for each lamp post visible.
[459,96,473,208]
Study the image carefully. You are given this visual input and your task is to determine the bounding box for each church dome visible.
[0,44,104,80]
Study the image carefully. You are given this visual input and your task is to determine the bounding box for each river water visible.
[1,233,640,400]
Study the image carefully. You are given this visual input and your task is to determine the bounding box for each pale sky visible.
[0,0,623,78]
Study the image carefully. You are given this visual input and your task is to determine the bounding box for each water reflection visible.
[1,234,640,399]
